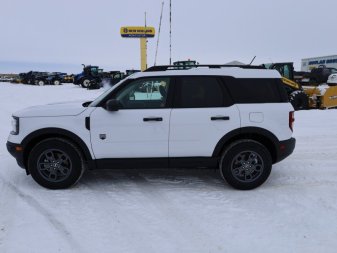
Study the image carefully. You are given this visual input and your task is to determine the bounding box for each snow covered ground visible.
[0,82,337,253]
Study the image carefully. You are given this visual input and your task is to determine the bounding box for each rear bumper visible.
[275,137,296,163]
[6,141,25,169]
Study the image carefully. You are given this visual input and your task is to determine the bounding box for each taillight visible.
[289,111,295,131]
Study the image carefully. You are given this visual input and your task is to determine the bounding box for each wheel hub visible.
[37,149,72,183]
[231,151,264,183]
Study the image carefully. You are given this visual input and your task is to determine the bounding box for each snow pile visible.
[0,82,337,253]
[316,84,330,95]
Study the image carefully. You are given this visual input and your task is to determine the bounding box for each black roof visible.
[145,64,265,72]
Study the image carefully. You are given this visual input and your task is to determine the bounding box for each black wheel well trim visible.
[212,127,280,163]
[21,128,94,169]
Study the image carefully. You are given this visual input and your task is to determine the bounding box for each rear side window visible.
[175,76,225,108]
[223,77,288,103]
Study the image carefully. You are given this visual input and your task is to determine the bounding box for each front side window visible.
[115,77,170,109]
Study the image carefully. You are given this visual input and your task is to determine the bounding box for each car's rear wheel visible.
[53,80,61,85]
[219,140,272,190]
[28,138,84,189]
[38,80,45,86]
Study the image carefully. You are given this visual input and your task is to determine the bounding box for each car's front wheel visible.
[28,138,84,189]
[219,140,272,190]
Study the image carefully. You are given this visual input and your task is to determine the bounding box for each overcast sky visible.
[1,0,337,73]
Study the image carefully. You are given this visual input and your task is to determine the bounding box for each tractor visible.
[73,65,102,88]
[173,60,198,69]
[87,69,141,89]
[262,63,309,110]
[20,71,47,85]
[264,63,337,109]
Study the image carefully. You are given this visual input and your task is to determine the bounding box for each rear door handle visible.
[143,117,163,122]
[211,116,230,121]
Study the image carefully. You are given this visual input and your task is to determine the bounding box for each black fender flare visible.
[21,128,94,167]
[212,127,280,162]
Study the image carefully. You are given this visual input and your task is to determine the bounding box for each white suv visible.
[7,65,296,190]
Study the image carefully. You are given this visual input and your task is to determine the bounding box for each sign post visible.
[120,26,155,71]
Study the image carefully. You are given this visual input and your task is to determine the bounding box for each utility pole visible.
[154,2,164,66]
[169,0,172,65]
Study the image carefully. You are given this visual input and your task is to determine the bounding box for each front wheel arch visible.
[22,128,94,171]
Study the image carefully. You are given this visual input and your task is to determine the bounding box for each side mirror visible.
[105,99,121,111]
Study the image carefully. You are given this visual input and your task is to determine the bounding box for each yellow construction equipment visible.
[302,85,337,109]
[265,62,337,110]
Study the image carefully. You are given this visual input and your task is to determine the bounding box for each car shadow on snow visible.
[79,168,230,191]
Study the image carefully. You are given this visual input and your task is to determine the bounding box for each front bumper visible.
[6,141,25,169]
[275,137,296,163]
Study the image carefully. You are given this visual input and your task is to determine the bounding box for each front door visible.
[90,77,171,159]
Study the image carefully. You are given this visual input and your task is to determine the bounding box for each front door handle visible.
[211,116,230,121]
[143,117,163,122]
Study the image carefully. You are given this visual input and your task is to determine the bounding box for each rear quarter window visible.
[222,77,288,103]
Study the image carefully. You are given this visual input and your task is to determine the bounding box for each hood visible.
[74,72,84,80]
[13,100,89,118]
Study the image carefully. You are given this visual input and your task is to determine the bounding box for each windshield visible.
[263,63,272,69]
[89,78,131,107]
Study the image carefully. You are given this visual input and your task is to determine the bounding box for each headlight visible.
[11,116,19,135]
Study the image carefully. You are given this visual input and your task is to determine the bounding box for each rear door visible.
[169,76,240,157]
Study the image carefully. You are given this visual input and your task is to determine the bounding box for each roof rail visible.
[145,64,266,72]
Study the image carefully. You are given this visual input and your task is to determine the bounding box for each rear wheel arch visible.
[22,128,93,169]
[212,127,278,163]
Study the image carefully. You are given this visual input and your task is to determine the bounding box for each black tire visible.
[219,140,272,190]
[289,90,309,110]
[81,79,90,88]
[28,138,84,189]
[87,80,101,90]
[53,79,61,85]
[37,80,45,86]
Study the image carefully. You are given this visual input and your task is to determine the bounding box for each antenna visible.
[249,56,256,65]
[144,12,148,70]
[169,0,172,65]
[154,2,164,66]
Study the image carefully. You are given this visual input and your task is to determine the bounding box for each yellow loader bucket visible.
[303,85,337,109]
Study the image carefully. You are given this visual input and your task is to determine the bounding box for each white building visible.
[301,55,337,72]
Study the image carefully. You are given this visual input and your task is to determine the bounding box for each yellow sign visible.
[120,26,155,38]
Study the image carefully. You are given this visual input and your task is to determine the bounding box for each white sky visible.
[1,0,337,72]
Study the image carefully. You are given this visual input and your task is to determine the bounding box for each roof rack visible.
[145,64,266,72]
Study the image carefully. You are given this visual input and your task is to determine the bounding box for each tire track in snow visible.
[122,171,222,252]
[79,172,158,253]
[0,176,87,253]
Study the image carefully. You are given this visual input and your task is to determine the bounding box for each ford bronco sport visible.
[7,64,296,190]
